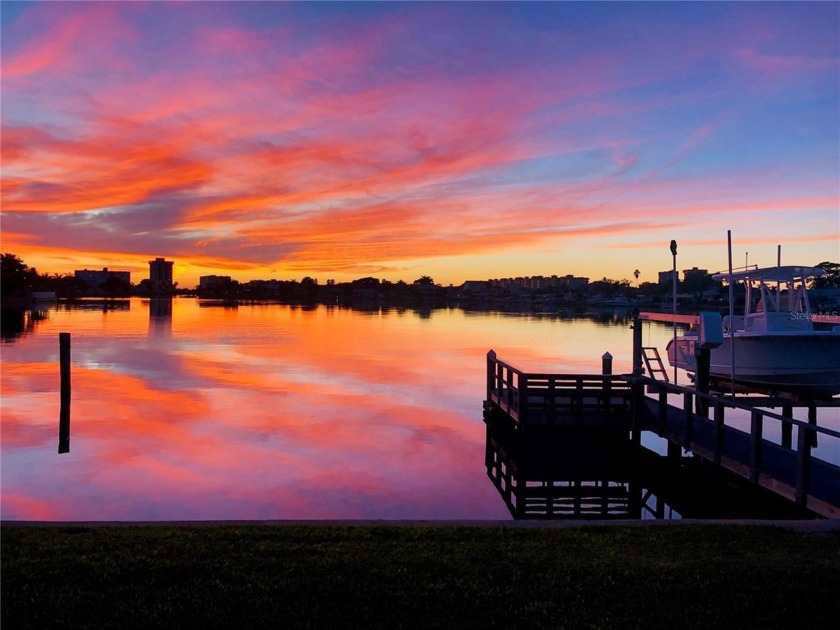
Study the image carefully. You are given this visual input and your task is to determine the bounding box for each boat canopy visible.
[711,265,825,283]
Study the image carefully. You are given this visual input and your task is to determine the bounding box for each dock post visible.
[58,332,71,454]
[683,392,693,448]
[667,440,682,462]
[781,405,793,449]
[657,389,668,434]
[713,400,725,465]
[795,420,812,506]
[631,309,643,376]
[694,347,710,418]
[486,350,496,403]
[630,375,642,446]
[750,411,763,483]
[601,352,612,375]
[602,352,612,413]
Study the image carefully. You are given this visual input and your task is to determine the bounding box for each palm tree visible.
[633,269,641,286]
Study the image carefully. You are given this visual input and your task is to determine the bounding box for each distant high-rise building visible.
[149,257,174,294]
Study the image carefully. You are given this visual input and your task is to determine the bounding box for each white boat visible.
[666,265,840,398]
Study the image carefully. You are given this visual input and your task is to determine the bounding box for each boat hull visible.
[666,332,840,398]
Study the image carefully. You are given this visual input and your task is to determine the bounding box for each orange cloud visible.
[1,1,837,284]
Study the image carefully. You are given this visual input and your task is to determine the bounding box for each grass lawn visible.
[2,523,839,629]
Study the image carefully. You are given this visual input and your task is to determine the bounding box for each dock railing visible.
[486,350,633,426]
[630,375,840,514]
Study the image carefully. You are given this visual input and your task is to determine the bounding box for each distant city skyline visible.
[2,2,838,288]
[59,257,719,289]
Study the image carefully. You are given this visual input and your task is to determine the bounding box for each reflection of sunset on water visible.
[7,299,650,520]
[4,299,835,521]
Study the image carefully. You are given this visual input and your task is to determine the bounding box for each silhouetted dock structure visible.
[484,347,840,518]
[484,411,810,520]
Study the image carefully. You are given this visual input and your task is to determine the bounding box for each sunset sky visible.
[1,1,838,288]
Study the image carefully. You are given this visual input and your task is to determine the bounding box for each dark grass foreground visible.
[2,523,839,629]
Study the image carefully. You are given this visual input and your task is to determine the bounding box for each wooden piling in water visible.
[58,332,70,454]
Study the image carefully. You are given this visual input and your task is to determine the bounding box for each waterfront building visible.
[149,257,174,294]
[199,275,232,290]
[682,267,710,283]
[74,267,131,290]
[658,270,678,285]
[563,275,590,291]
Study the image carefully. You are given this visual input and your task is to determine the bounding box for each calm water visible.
[1,298,836,521]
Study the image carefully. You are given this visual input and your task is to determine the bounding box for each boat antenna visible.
[727,231,735,396]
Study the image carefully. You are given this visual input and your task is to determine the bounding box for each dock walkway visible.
[485,350,840,518]
[638,384,840,518]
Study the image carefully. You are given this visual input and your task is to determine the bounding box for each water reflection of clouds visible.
[4,370,491,519]
[4,300,656,520]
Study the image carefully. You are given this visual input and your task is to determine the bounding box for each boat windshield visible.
[742,275,813,333]
[716,266,820,333]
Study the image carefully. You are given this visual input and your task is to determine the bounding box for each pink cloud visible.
[2,3,135,80]
[734,47,840,77]
[2,10,93,79]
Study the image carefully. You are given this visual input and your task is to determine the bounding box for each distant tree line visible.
[811,262,840,289]
[3,253,839,308]
[195,274,442,304]
[1,254,89,301]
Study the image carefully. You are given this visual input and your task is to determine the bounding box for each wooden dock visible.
[484,350,633,428]
[485,350,840,518]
